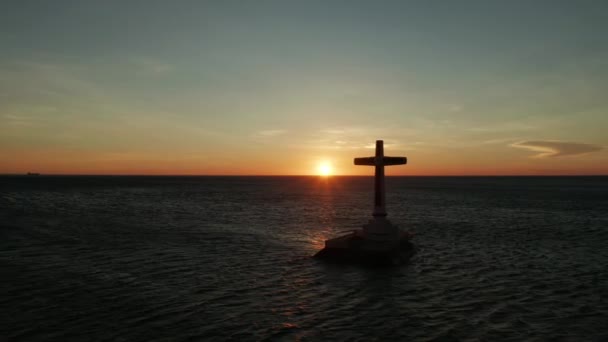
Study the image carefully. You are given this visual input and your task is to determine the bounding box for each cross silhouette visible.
[354,140,407,217]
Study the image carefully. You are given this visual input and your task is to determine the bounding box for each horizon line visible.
[1,173,607,177]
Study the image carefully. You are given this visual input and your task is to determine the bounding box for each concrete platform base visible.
[313,230,416,266]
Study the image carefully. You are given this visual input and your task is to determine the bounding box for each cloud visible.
[135,58,173,74]
[4,61,104,99]
[481,138,520,145]
[468,122,536,133]
[255,129,287,137]
[511,140,603,158]
[292,126,410,150]
[322,129,345,134]
[2,114,40,126]
[448,104,463,112]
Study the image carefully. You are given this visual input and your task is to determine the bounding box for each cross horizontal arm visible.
[354,157,375,165]
[382,156,407,165]
[354,156,407,166]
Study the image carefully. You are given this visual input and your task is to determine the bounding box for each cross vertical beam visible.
[354,140,407,218]
[374,140,386,217]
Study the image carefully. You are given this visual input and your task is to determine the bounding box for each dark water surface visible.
[1,176,607,341]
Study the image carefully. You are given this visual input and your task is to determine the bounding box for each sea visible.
[1,176,607,341]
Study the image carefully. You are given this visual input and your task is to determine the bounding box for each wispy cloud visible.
[2,114,45,126]
[295,126,411,150]
[254,129,287,137]
[511,140,603,158]
[448,104,463,112]
[0,61,108,103]
[134,58,174,75]
[481,138,521,145]
[468,122,536,133]
[321,129,346,134]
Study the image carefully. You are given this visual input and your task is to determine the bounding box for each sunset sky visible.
[1,1,607,175]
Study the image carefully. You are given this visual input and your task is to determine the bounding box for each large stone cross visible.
[354,140,407,217]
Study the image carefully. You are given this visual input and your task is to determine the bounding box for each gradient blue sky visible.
[1,0,607,175]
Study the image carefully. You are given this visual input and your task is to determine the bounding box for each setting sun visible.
[317,162,333,176]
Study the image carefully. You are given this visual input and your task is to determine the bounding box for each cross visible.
[354,140,407,217]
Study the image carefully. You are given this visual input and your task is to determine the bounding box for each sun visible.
[317,162,333,176]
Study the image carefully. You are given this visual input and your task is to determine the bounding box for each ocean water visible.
[1,176,607,341]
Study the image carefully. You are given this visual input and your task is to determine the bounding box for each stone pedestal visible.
[314,227,415,266]
[362,217,400,249]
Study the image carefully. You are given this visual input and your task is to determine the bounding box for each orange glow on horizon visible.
[1,148,607,176]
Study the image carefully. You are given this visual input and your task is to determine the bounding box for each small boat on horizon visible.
[26,172,40,176]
